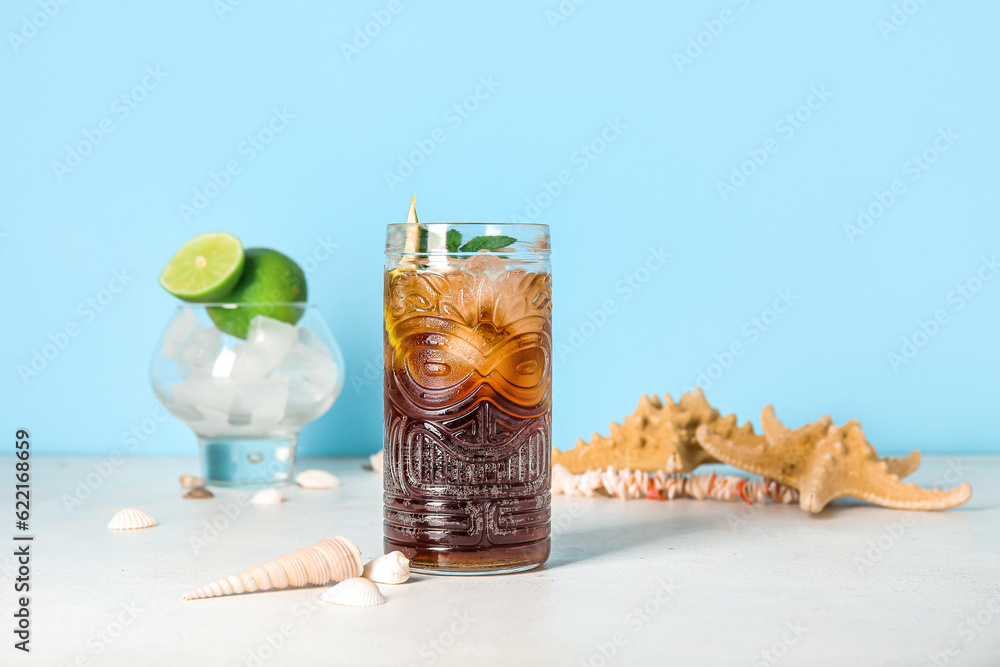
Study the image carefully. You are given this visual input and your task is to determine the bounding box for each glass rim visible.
[385,222,549,229]
[171,302,317,309]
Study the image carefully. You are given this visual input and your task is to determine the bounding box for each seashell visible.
[182,536,362,601]
[179,475,205,490]
[295,469,340,490]
[108,508,157,530]
[369,450,383,474]
[362,551,409,585]
[183,488,214,499]
[321,577,385,607]
[252,488,284,505]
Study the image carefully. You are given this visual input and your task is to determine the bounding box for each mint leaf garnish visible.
[446,229,462,253]
[459,235,516,253]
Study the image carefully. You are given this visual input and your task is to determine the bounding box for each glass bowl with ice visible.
[150,304,344,487]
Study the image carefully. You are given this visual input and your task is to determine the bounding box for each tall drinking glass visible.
[383,223,552,574]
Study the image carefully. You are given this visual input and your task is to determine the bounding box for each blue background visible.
[2,1,998,457]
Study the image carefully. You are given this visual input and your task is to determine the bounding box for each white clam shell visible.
[369,450,383,474]
[107,508,157,530]
[362,551,410,584]
[252,488,284,505]
[321,577,385,607]
[295,469,340,490]
[179,475,204,490]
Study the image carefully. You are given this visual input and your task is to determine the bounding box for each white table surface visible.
[2,455,998,666]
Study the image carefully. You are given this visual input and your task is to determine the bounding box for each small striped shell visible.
[107,508,157,530]
[321,577,385,607]
[182,536,362,601]
[295,469,340,490]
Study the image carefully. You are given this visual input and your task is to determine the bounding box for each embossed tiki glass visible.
[383,223,551,574]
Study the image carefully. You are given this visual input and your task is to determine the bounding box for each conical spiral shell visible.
[107,508,157,530]
[321,577,385,607]
[182,536,363,601]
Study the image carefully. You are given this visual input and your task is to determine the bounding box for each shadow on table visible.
[544,512,710,569]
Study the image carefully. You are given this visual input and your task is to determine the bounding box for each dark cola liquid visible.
[383,263,551,573]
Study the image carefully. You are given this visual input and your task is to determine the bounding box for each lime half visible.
[158,232,245,302]
[207,248,308,339]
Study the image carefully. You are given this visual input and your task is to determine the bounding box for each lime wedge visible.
[207,248,307,339]
[158,232,245,302]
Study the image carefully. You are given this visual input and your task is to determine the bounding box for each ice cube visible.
[238,378,289,433]
[274,344,340,394]
[184,406,230,438]
[229,342,274,380]
[237,377,289,412]
[172,378,240,413]
[246,315,298,367]
[212,347,236,378]
[298,327,333,358]
[283,378,335,425]
[175,326,222,369]
[162,308,200,359]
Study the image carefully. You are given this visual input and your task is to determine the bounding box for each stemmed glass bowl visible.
[150,303,344,487]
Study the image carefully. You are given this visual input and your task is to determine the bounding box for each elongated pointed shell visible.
[182,536,362,601]
[362,552,409,584]
[321,577,385,607]
[108,508,157,530]
[295,469,340,489]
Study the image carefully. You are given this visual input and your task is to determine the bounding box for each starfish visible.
[553,389,739,474]
[696,406,971,513]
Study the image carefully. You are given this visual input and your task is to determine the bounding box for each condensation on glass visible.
[383,223,551,574]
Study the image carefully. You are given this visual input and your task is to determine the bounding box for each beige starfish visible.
[554,389,737,474]
[696,406,971,513]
